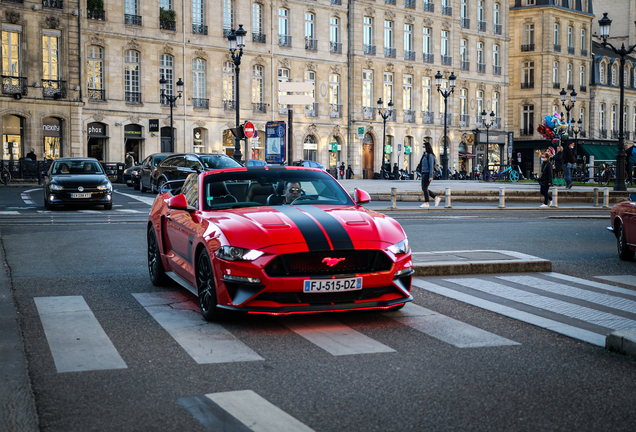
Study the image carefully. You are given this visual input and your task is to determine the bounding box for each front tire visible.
[140,180,148,193]
[148,226,170,286]
[196,250,228,322]
[617,222,635,261]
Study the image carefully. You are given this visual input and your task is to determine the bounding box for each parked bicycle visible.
[1,164,10,185]
[599,164,616,186]
[486,165,522,182]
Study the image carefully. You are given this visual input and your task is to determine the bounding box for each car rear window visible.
[199,155,241,170]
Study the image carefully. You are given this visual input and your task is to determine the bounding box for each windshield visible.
[199,155,241,170]
[202,169,354,210]
[52,160,104,175]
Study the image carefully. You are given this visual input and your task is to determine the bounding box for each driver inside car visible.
[284,181,302,204]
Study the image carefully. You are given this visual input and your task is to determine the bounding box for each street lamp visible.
[159,76,184,153]
[228,24,247,163]
[570,118,583,152]
[435,70,456,180]
[559,87,577,130]
[597,12,634,191]
[481,110,495,179]
[377,98,394,179]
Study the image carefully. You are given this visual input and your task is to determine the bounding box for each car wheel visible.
[140,181,147,193]
[148,226,170,286]
[133,182,140,191]
[617,222,635,261]
[157,178,167,193]
[196,249,228,322]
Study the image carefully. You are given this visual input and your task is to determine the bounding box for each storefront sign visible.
[385,144,392,154]
[265,121,286,164]
[405,145,411,155]
[149,119,159,133]
[43,118,61,137]
[124,124,143,138]
[357,127,365,140]
[87,122,107,137]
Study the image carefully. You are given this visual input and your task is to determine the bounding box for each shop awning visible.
[578,144,618,164]
[458,151,476,159]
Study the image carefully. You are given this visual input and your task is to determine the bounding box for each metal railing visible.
[494,24,502,35]
[125,14,142,26]
[521,82,534,89]
[477,63,486,73]
[600,129,607,138]
[160,19,176,31]
[461,61,469,71]
[405,0,416,8]
[423,53,434,63]
[330,104,343,118]
[193,98,209,109]
[278,106,289,115]
[42,0,63,8]
[442,6,452,16]
[125,91,141,103]
[404,110,416,123]
[580,85,587,92]
[384,47,396,58]
[363,107,376,120]
[364,44,376,55]
[87,9,105,20]
[521,44,534,52]
[423,2,434,12]
[568,46,575,55]
[581,49,588,56]
[441,55,452,65]
[422,111,434,124]
[87,88,105,101]
[279,34,292,47]
[223,28,232,38]
[476,116,483,127]
[554,44,561,52]
[193,24,208,35]
[331,0,341,4]
[223,100,235,111]
[305,103,318,117]
[440,113,452,125]
[459,114,469,126]
[1,76,28,97]
[461,18,470,29]
[520,128,533,136]
[567,83,574,90]
[478,21,486,32]
[553,82,560,89]
[385,0,396,4]
[42,80,66,99]
[305,38,318,51]
[405,50,415,61]
[252,102,266,113]
[330,42,342,54]
[252,32,266,43]
[493,65,501,75]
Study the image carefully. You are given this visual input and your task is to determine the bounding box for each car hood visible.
[49,174,109,187]
[204,205,406,252]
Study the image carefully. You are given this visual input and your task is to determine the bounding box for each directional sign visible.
[278,94,315,105]
[278,82,315,105]
[278,82,315,93]
[243,121,255,139]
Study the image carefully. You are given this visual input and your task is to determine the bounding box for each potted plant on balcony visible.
[159,8,176,30]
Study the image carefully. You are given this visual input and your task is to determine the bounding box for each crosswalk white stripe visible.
[281,317,395,356]
[34,296,127,373]
[133,292,264,364]
[497,275,636,313]
[114,189,157,206]
[413,279,606,346]
[543,272,636,298]
[0,211,20,215]
[115,209,143,213]
[206,390,315,432]
[383,303,519,348]
[445,277,636,331]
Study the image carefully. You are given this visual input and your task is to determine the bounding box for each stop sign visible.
[243,121,255,138]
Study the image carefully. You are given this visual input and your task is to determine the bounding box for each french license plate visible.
[303,277,362,293]
[71,193,91,198]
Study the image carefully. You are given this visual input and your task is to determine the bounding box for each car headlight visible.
[50,184,64,191]
[215,246,264,261]
[131,170,139,176]
[97,181,112,191]
[387,238,410,255]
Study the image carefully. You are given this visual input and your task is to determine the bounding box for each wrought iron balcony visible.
[278,106,289,115]
[461,61,470,71]
[2,0,24,3]
[405,0,416,8]
[42,80,66,99]
[461,18,470,29]
[305,103,319,117]
[364,44,376,55]
[193,98,209,109]
[43,0,63,9]
[493,65,501,75]
[305,37,318,51]
[568,46,575,55]
[440,113,452,125]
[494,117,502,129]
[477,63,486,73]
[579,130,587,138]
[521,44,534,52]
[404,110,416,123]
[223,28,232,38]
[330,42,342,54]
[459,114,469,127]
[87,88,105,101]
[611,130,620,139]
[193,24,208,35]
[581,49,588,56]
[520,128,534,136]
[423,53,434,63]
[2,76,28,97]
[554,44,561,52]
[441,55,452,66]
[330,0,341,4]
[553,82,560,89]
[252,32,266,43]
[600,129,607,139]
[384,47,396,58]
[125,91,141,103]
[279,34,292,47]
[442,6,452,16]
[422,111,434,124]
[521,82,534,89]
[580,85,587,92]
[160,19,176,31]
[223,100,235,111]
[405,50,415,61]
[252,102,266,113]
[87,9,105,20]
[330,104,343,118]
[494,24,502,35]
[363,106,376,120]
[423,1,434,12]
[567,83,574,90]
[125,14,142,26]
[478,21,486,32]
[476,116,483,127]
[385,0,396,4]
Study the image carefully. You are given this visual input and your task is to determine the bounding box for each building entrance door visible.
[362,133,374,179]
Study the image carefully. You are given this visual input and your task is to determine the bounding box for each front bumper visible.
[48,191,112,206]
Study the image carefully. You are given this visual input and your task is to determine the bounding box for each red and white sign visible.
[243,122,256,139]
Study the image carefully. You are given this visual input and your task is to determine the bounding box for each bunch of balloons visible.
[537,112,569,144]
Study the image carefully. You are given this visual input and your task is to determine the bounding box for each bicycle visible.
[487,165,521,182]
[1,165,10,185]
[599,164,616,186]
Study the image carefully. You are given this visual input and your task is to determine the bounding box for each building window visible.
[600,103,606,132]
[384,20,394,57]
[581,29,587,54]
[441,30,449,56]
[279,8,289,37]
[580,65,586,88]
[493,3,501,34]
[278,68,289,112]
[554,23,560,47]
[422,77,431,113]
[2,30,21,77]
[579,107,585,131]
[330,16,339,45]
[223,0,234,36]
[460,39,468,69]
[329,74,340,117]
[193,0,206,34]
[124,50,140,103]
[125,0,139,16]
[364,17,373,46]
[305,13,315,50]
[252,65,264,108]
[192,58,206,103]
[87,46,104,100]
[404,24,413,58]
[567,64,573,87]
[568,26,573,50]
[522,61,534,88]
[522,105,534,133]
[477,1,485,31]
[403,74,412,111]
[43,35,60,82]
[159,54,174,99]
[304,70,316,115]
[611,105,617,132]
[493,44,500,74]
[459,88,467,125]
[223,61,235,109]
[523,24,534,49]
[423,27,431,61]
[363,70,374,119]
[461,0,468,27]
[476,90,484,120]
[612,64,617,86]
[252,3,263,41]
[477,42,484,72]
[553,61,559,85]
[600,62,606,84]
[492,91,500,125]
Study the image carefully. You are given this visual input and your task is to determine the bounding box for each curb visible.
[606,329,636,360]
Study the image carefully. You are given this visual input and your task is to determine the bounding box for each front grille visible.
[265,250,393,277]
[256,286,398,305]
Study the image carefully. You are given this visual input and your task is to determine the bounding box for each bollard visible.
[551,187,558,207]
[603,187,610,208]
[391,187,397,210]
[593,187,599,207]
[445,187,452,208]
[499,187,505,208]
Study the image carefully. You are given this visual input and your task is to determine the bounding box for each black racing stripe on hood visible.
[301,205,354,250]
[276,206,331,251]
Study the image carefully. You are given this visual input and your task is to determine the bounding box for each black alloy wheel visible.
[617,222,635,261]
[156,178,166,194]
[148,226,170,285]
[196,250,228,321]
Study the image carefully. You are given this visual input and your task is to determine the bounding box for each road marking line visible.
[34,296,127,373]
[133,292,263,364]
[383,303,520,348]
[207,390,316,432]
[0,211,20,215]
[593,275,636,288]
[177,395,253,431]
[115,189,157,206]
[413,279,606,346]
[281,316,395,356]
[544,272,636,298]
[115,209,142,213]
[20,193,35,205]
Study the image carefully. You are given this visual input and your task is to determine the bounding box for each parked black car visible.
[123,164,142,189]
[139,153,172,193]
[150,153,241,193]
[43,158,114,210]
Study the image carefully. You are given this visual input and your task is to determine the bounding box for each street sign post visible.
[278,82,315,164]
[265,121,286,164]
[243,121,255,139]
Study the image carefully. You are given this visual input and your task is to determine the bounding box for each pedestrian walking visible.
[125,152,134,169]
[539,152,553,208]
[553,145,564,185]
[26,148,37,161]
[417,142,441,208]
[346,165,354,179]
[339,162,345,180]
[563,142,576,189]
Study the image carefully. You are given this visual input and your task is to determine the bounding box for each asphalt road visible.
[1,185,635,432]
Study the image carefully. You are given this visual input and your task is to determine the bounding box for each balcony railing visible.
[553,82,560,89]
[579,130,587,138]
[521,82,534,89]
[385,47,396,58]
[330,42,342,54]
[160,19,176,31]
[404,110,416,123]
[600,129,607,139]
[279,34,292,47]
[611,130,620,139]
[423,53,434,63]
[223,28,232,38]
[442,6,452,16]
[252,32,266,43]
[581,48,588,56]
[568,46,575,55]
[461,61,469,71]
[87,88,105,101]
[2,76,28,97]
[363,106,376,120]
[476,116,484,127]
[125,14,142,26]
[478,21,486,32]
[521,44,535,52]
[494,24,502,35]
[422,111,434,124]
[554,44,561,52]
[459,114,469,127]
[580,85,587,92]
[385,0,396,4]
[625,131,631,140]
[441,55,452,65]
[364,44,376,55]
[2,0,24,3]
[330,104,343,118]
[125,91,141,104]
[305,37,318,51]
[423,2,434,12]
[193,98,209,109]
[223,100,235,111]
[87,9,105,20]
[520,128,534,136]
[331,0,342,4]
[42,80,66,99]
[278,106,289,115]
[567,83,574,90]
[440,113,452,125]
[405,0,416,8]
[494,117,502,129]
[305,103,318,117]
[193,24,208,35]
[405,50,415,61]
[43,0,63,8]
[493,65,501,75]
[477,63,486,73]
[461,18,470,29]
[252,102,266,113]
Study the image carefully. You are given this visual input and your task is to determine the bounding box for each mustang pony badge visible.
[322,257,346,267]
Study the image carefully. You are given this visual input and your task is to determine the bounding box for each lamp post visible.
[228,24,247,163]
[559,88,577,127]
[570,118,582,152]
[435,70,456,180]
[598,12,634,191]
[159,76,184,153]
[481,110,495,179]
[377,98,394,179]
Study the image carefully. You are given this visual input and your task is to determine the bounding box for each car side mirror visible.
[354,188,371,204]
[167,194,195,213]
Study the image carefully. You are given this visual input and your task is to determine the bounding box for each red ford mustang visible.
[608,194,636,261]
[147,166,413,321]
